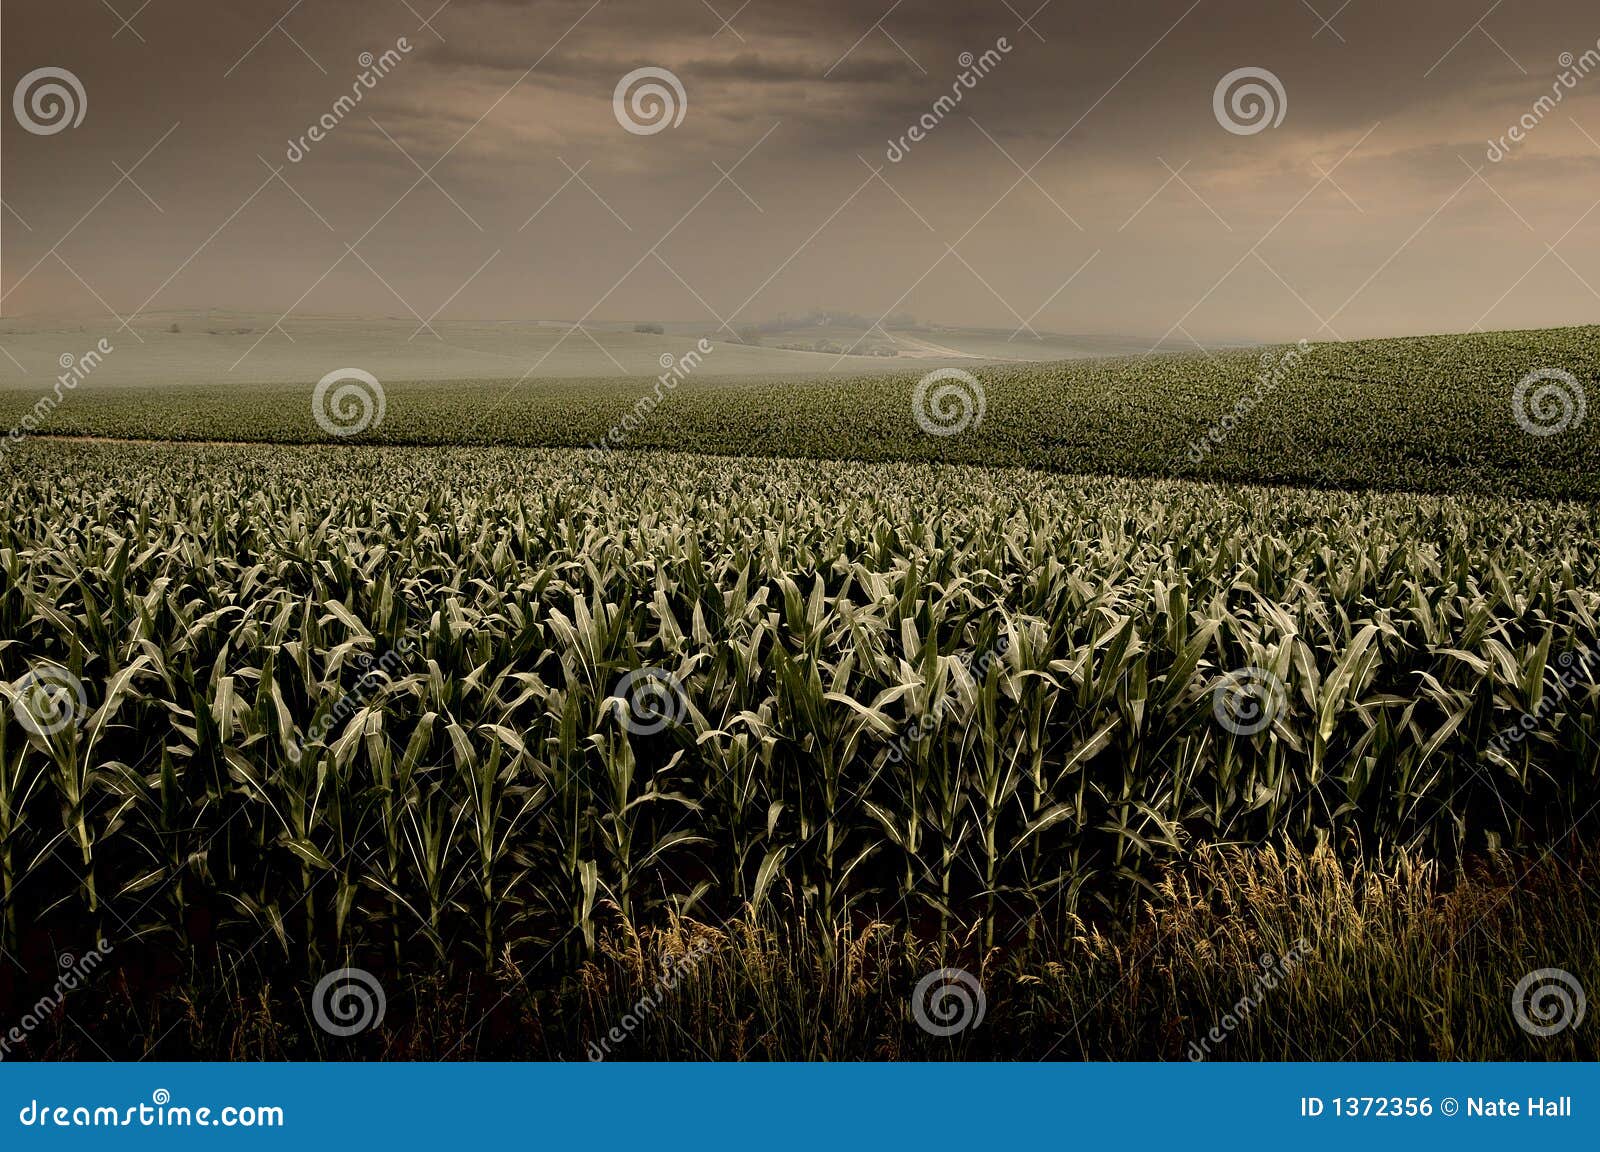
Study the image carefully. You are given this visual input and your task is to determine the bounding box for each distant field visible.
[3,324,1596,502]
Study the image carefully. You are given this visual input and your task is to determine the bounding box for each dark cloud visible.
[5,0,1600,340]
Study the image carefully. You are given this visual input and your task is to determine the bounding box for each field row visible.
[1,442,1596,970]
[3,325,1596,500]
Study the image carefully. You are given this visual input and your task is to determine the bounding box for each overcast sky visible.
[5,0,1600,342]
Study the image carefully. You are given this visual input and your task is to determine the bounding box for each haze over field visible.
[0,310,1159,386]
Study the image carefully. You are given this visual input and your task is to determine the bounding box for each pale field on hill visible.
[0,310,1159,389]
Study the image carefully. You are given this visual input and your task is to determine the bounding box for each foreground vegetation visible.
[4,325,1597,500]
[10,846,1597,1059]
[1,441,1594,1033]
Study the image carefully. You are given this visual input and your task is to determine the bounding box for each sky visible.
[5,0,1600,343]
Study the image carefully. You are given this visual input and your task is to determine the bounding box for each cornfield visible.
[5,326,1597,501]
[2,439,1596,991]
